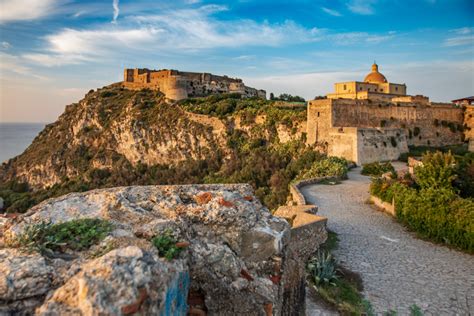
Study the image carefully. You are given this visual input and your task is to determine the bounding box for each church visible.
[306,63,467,165]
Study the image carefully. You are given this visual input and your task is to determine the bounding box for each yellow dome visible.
[364,63,387,83]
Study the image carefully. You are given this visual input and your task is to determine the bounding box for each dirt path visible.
[301,167,474,315]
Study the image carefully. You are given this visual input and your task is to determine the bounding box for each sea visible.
[0,123,46,163]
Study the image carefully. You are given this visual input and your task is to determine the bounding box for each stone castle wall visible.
[329,100,464,147]
[464,106,474,142]
[122,68,266,101]
[307,99,466,164]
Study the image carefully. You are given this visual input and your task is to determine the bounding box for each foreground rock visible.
[0,184,326,315]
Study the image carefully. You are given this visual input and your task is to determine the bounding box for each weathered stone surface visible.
[0,249,55,301]
[1,184,297,315]
[37,246,189,316]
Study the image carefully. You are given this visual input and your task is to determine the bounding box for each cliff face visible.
[0,88,309,213]
[0,85,227,189]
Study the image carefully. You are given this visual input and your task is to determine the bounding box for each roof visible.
[364,63,387,84]
[451,96,474,102]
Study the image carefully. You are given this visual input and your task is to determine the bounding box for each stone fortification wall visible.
[123,68,266,101]
[356,128,408,164]
[464,106,474,145]
[330,100,464,147]
[307,99,465,162]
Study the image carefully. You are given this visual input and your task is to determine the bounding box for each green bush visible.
[370,151,474,252]
[415,151,456,190]
[152,230,183,260]
[13,218,112,255]
[413,127,421,137]
[361,162,395,177]
[297,157,348,180]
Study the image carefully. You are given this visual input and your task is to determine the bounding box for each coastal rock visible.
[1,184,294,315]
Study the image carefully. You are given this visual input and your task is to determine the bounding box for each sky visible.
[0,0,473,123]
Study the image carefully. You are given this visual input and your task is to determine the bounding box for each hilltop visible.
[1,84,344,213]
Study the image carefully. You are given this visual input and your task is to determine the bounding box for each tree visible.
[270,92,275,100]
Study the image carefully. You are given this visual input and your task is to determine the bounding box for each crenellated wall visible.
[122,68,266,101]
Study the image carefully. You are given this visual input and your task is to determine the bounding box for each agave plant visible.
[307,250,339,286]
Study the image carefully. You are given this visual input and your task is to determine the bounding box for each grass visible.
[12,218,112,256]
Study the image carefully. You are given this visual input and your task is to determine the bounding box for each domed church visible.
[326,63,409,101]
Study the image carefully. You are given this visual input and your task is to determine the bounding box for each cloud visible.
[19,4,395,67]
[443,27,474,47]
[1,42,11,49]
[322,7,342,17]
[22,27,157,65]
[331,31,395,44]
[112,0,120,23]
[22,5,325,66]
[0,53,48,80]
[0,0,60,23]
[346,0,378,15]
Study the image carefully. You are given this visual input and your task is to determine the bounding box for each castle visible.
[123,68,266,101]
[307,63,470,164]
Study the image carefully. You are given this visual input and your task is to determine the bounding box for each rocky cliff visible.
[0,87,310,213]
[0,184,325,315]
[0,85,227,189]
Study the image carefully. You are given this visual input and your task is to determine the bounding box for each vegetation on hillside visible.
[269,93,306,102]
[361,161,396,177]
[0,91,347,213]
[370,151,474,252]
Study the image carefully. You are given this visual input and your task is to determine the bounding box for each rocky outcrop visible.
[0,184,328,315]
[0,86,226,189]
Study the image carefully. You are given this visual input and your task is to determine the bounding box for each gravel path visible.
[301,167,474,315]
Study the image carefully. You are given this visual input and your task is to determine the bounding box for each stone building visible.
[123,68,266,101]
[307,63,470,164]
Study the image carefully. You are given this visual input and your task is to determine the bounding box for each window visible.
[368,88,371,91]
[343,84,347,90]
[317,112,320,117]
[395,87,398,91]
[359,87,362,91]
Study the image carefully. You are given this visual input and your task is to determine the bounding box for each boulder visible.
[1,184,295,315]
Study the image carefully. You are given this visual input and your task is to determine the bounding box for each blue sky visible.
[0,0,473,122]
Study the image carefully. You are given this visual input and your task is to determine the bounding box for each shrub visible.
[100,91,117,98]
[395,187,474,252]
[13,219,112,255]
[390,136,397,147]
[448,122,457,133]
[415,151,456,190]
[152,230,183,260]
[370,151,474,252]
[380,120,386,127]
[413,127,421,137]
[297,157,348,180]
[362,162,395,177]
